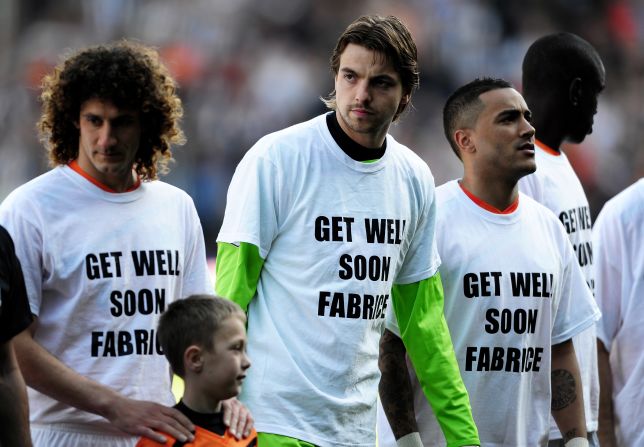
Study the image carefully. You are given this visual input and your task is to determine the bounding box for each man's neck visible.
[460,176,519,212]
[326,112,386,161]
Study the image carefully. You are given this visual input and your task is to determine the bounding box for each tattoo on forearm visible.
[378,330,418,438]
[563,429,578,442]
[551,369,577,411]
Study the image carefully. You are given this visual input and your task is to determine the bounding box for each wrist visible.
[397,432,423,447]
[565,438,589,447]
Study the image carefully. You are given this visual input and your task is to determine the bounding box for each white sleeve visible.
[551,225,601,344]
[0,193,43,316]
[592,206,621,350]
[180,195,214,295]
[217,147,281,259]
[394,164,441,285]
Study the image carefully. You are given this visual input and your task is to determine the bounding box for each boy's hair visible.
[38,40,185,180]
[443,77,513,159]
[322,15,419,122]
[158,295,246,378]
[522,32,603,100]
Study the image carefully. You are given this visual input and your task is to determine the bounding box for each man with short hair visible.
[377,78,600,447]
[216,14,479,447]
[0,41,250,447]
[519,32,606,446]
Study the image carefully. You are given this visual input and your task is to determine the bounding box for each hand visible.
[104,396,195,444]
[221,397,254,439]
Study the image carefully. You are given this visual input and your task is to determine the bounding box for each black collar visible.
[326,112,386,161]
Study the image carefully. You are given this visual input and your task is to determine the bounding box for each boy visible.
[137,295,255,446]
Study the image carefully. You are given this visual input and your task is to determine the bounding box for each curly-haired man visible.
[0,41,250,447]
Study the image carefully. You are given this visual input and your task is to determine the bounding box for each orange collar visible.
[69,160,140,193]
[459,182,519,214]
[535,139,561,156]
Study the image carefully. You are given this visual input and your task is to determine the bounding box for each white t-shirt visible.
[377,180,600,447]
[593,178,644,447]
[0,165,212,436]
[217,113,440,447]
[518,141,599,436]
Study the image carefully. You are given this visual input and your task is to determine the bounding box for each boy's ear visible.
[569,77,583,107]
[184,345,204,373]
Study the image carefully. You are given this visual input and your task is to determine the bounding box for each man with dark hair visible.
[377,78,600,447]
[0,41,250,446]
[0,225,33,447]
[519,32,606,447]
[216,14,479,447]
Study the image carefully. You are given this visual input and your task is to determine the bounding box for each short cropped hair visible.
[158,295,246,378]
[322,15,419,122]
[522,32,603,99]
[443,77,513,159]
[38,40,185,180]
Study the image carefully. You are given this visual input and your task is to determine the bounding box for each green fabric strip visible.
[392,274,480,446]
[215,242,264,312]
[257,432,317,447]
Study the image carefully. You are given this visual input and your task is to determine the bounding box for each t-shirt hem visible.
[30,422,133,437]
[256,423,374,447]
[551,310,601,345]
[394,262,440,285]
[217,233,266,258]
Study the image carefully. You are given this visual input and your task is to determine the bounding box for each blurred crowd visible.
[0,0,642,256]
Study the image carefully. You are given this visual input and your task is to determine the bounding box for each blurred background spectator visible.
[1,0,642,257]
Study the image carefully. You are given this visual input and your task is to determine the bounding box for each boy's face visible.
[199,316,251,403]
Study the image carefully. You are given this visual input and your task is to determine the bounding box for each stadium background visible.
[0,0,642,259]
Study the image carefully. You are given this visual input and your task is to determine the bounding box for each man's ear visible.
[569,77,583,107]
[454,129,476,156]
[184,345,204,373]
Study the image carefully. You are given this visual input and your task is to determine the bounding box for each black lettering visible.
[132,251,155,276]
[510,272,531,297]
[466,347,477,371]
[338,254,352,280]
[505,348,520,372]
[329,292,346,318]
[86,254,100,280]
[363,294,374,319]
[365,218,386,243]
[156,250,168,275]
[464,273,479,298]
[485,308,500,334]
[347,294,361,318]
[318,291,331,316]
[118,331,133,356]
[315,216,330,241]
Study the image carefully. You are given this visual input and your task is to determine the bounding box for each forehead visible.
[80,98,139,117]
[338,43,399,78]
[214,315,246,340]
[478,88,528,116]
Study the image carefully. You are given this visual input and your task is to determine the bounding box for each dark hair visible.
[443,77,513,159]
[38,40,185,180]
[322,15,419,122]
[522,32,604,100]
[157,295,246,378]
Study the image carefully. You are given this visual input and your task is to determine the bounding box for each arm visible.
[13,323,195,444]
[215,242,264,312]
[551,339,587,445]
[391,275,479,447]
[378,329,418,441]
[597,340,617,447]
[0,341,32,447]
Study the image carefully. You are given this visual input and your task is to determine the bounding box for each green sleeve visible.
[391,273,480,447]
[215,242,264,312]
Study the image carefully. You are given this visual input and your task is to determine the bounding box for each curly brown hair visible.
[38,40,185,180]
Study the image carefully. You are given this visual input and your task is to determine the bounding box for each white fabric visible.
[31,424,138,447]
[396,432,423,447]
[377,180,600,447]
[564,438,589,447]
[519,142,599,437]
[593,178,644,447]
[0,165,212,439]
[217,113,440,447]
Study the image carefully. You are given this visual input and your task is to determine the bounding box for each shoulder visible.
[246,114,326,162]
